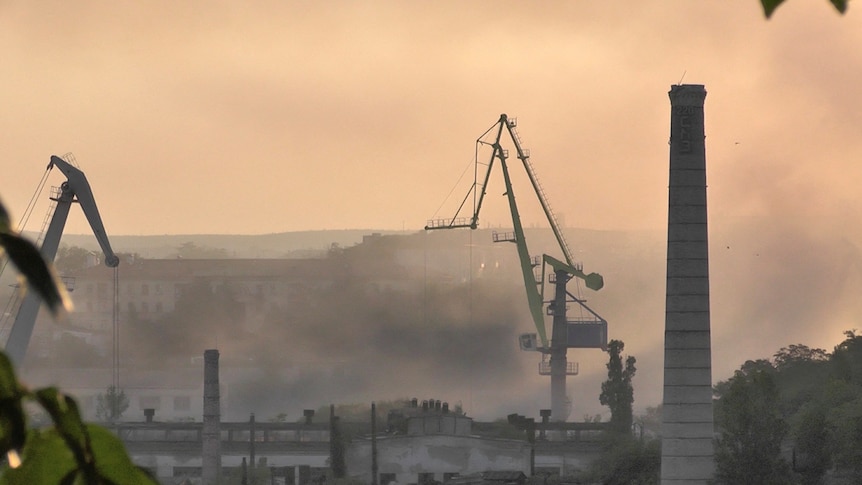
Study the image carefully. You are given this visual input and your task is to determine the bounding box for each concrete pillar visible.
[371,402,378,485]
[661,84,715,483]
[202,349,221,485]
[549,270,570,422]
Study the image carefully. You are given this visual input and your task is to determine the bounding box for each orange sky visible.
[3,2,862,415]
[2,1,859,237]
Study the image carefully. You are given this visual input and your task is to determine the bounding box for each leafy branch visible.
[761,0,848,18]
[0,198,156,484]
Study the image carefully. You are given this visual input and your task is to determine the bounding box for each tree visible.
[792,404,832,483]
[599,339,637,435]
[772,344,832,417]
[54,245,93,273]
[580,437,660,485]
[95,385,130,423]
[830,330,862,384]
[714,360,794,484]
[762,0,848,18]
[773,344,829,370]
[173,241,229,259]
[0,197,156,484]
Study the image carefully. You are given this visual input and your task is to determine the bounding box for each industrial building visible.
[118,399,604,484]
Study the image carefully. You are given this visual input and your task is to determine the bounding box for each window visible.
[173,396,191,411]
[141,284,149,296]
[154,284,162,295]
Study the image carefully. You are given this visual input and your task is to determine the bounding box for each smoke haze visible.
[2,1,861,421]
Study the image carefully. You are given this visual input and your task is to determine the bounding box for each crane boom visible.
[426,114,602,350]
[494,139,550,348]
[4,155,119,366]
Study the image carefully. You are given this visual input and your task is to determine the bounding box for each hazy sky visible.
[4,2,862,418]
[2,1,860,237]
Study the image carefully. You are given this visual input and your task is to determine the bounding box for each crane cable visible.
[112,265,120,417]
[0,165,54,336]
[429,154,476,222]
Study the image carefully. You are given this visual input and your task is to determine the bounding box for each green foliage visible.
[792,404,832,482]
[761,0,848,18]
[95,385,130,423]
[0,198,156,484]
[773,344,829,370]
[269,412,289,423]
[635,405,661,438]
[0,353,156,484]
[599,339,636,435]
[54,245,93,273]
[173,241,229,259]
[715,360,794,484]
[578,435,660,485]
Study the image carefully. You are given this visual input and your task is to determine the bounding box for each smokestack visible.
[661,84,715,483]
[304,409,315,424]
[371,402,378,485]
[202,349,221,485]
[539,409,551,440]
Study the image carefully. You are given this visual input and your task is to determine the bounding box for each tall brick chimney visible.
[202,349,221,485]
[661,84,715,483]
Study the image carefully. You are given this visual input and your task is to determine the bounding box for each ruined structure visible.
[661,84,715,483]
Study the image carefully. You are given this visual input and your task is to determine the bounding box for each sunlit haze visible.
[2,1,861,418]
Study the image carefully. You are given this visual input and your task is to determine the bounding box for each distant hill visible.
[41,230,413,259]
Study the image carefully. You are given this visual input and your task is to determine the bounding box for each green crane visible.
[426,114,602,349]
[426,115,607,421]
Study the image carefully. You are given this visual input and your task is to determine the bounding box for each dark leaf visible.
[34,388,94,473]
[830,0,848,13]
[0,353,27,454]
[0,200,10,232]
[0,429,76,485]
[58,468,80,485]
[88,424,159,484]
[0,232,71,317]
[761,0,785,17]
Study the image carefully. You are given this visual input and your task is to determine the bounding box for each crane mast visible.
[426,115,607,421]
[426,114,603,346]
[4,155,119,366]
